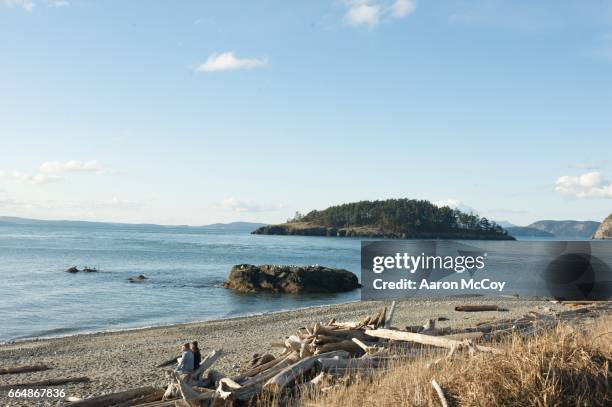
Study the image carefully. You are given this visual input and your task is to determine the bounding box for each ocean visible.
[0,222,361,342]
[0,220,594,343]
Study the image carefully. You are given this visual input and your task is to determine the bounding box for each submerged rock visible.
[222,264,360,294]
[128,274,148,282]
[82,267,98,272]
[593,213,612,239]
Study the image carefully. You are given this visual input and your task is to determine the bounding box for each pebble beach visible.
[0,298,564,406]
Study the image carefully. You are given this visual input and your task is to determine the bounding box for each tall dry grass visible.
[263,316,611,407]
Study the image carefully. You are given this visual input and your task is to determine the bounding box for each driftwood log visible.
[68,387,163,407]
[0,364,50,375]
[364,329,503,354]
[455,305,500,312]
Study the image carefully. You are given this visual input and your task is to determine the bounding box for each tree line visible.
[288,199,507,237]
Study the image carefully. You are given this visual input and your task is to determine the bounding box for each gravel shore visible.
[0,298,563,406]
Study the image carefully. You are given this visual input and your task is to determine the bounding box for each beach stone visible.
[222,264,360,294]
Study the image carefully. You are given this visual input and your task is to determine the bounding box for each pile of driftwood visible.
[140,301,610,407]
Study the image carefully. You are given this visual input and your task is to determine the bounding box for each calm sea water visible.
[0,222,361,342]
[1,221,592,342]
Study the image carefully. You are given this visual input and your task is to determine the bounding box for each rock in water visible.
[128,274,148,282]
[593,213,612,239]
[223,264,360,294]
[65,266,80,273]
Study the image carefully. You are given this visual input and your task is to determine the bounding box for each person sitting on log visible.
[175,343,194,374]
[191,340,201,370]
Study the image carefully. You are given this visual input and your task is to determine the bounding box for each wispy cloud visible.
[47,0,69,7]
[555,171,612,199]
[40,160,108,174]
[195,52,267,73]
[2,0,34,12]
[221,197,283,213]
[0,170,61,185]
[0,160,111,186]
[345,3,381,27]
[391,0,416,19]
[343,0,416,28]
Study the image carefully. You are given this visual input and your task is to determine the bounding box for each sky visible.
[1,0,612,226]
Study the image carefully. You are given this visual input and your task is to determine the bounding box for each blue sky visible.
[1,0,611,226]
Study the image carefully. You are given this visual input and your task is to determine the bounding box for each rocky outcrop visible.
[65,266,98,273]
[222,264,360,294]
[593,213,612,239]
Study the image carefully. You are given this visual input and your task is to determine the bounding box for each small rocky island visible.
[222,264,360,294]
[253,198,514,240]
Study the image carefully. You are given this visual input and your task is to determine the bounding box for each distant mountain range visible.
[505,226,555,238]
[0,216,266,231]
[527,220,601,238]
[505,220,600,238]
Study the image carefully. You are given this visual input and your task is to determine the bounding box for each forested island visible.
[253,199,514,240]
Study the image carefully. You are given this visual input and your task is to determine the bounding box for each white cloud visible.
[391,0,416,19]
[0,170,61,185]
[555,171,612,199]
[221,197,283,213]
[434,199,478,214]
[3,0,34,12]
[40,160,107,174]
[195,52,266,73]
[345,3,381,27]
[47,0,69,7]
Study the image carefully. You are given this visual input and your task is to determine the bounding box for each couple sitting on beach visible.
[175,340,201,374]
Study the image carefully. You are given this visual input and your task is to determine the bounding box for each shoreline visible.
[0,297,565,406]
[0,299,363,346]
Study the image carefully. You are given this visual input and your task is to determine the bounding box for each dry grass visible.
[265,315,612,407]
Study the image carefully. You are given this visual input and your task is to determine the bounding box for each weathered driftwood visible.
[455,305,500,312]
[204,369,227,387]
[262,356,319,393]
[315,339,364,356]
[351,337,377,354]
[431,379,449,407]
[0,376,90,390]
[125,399,178,407]
[177,377,215,403]
[0,364,50,375]
[233,356,287,383]
[441,331,484,341]
[364,329,503,354]
[156,356,179,368]
[384,301,396,329]
[187,349,222,382]
[85,388,164,407]
[263,350,349,393]
[317,357,380,373]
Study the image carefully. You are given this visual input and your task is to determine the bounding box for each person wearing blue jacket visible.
[175,343,194,374]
